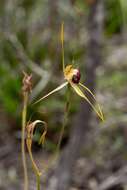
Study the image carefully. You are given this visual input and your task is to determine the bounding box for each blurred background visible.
[0,0,127,189]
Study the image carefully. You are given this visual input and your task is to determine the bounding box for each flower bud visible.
[22,71,32,94]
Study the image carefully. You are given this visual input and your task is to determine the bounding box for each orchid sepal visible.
[33,81,68,105]
[70,82,104,121]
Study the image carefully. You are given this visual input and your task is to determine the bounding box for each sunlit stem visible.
[61,22,65,71]
[22,92,29,190]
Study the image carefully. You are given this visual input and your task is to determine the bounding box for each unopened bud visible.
[22,71,32,94]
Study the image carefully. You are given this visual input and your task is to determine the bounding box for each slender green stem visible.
[36,174,40,190]
[56,84,70,153]
[28,143,41,190]
[22,92,29,190]
[61,22,65,71]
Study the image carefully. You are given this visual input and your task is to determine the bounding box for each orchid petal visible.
[70,82,104,121]
[33,82,68,105]
[79,82,104,121]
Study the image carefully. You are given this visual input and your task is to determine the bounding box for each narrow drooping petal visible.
[70,82,104,121]
[79,82,104,121]
[33,82,68,105]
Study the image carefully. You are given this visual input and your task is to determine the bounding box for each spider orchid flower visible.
[34,23,104,121]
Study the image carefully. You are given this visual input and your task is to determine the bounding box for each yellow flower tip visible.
[100,113,105,122]
[97,105,104,122]
[93,104,104,122]
[99,114,104,122]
